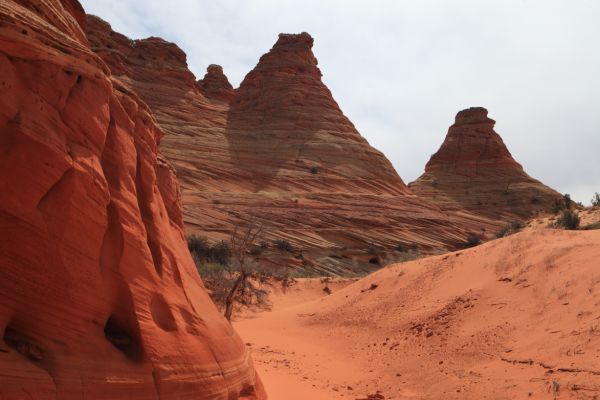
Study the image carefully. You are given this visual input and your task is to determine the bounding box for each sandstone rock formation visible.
[410,107,561,225]
[86,23,472,274]
[197,64,235,103]
[0,1,263,398]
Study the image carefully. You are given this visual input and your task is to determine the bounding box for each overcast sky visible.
[81,0,600,204]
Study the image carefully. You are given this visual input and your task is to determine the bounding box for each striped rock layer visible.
[410,107,560,225]
[86,21,471,274]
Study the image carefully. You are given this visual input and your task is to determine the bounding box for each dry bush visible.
[273,238,294,252]
[496,220,524,238]
[465,234,481,248]
[551,193,574,214]
[591,192,600,208]
[554,210,580,230]
[386,248,422,266]
[188,235,231,265]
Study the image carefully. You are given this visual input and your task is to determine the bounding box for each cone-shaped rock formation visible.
[197,64,235,103]
[410,107,561,223]
[86,23,471,274]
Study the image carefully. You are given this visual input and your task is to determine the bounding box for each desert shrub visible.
[187,235,231,265]
[496,227,509,238]
[551,199,563,214]
[555,210,580,230]
[195,261,222,276]
[211,241,232,265]
[496,220,524,238]
[273,238,294,252]
[386,248,422,265]
[552,193,573,214]
[510,220,524,231]
[465,234,481,248]
[592,192,600,207]
[188,234,209,255]
[309,166,319,174]
[563,193,573,209]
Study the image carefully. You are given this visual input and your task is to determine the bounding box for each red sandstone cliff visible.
[86,23,472,273]
[409,107,561,224]
[0,1,264,398]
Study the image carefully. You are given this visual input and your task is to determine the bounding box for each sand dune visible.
[236,228,600,399]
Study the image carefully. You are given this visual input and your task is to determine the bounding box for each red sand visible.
[236,228,600,399]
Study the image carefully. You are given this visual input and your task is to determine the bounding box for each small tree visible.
[224,223,263,321]
[190,225,275,321]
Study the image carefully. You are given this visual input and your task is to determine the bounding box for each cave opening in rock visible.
[103,315,142,361]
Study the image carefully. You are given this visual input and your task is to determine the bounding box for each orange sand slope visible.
[237,229,600,399]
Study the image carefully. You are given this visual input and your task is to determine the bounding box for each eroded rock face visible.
[0,1,263,398]
[409,107,560,223]
[86,24,470,273]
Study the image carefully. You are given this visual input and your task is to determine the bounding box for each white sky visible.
[81,0,600,204]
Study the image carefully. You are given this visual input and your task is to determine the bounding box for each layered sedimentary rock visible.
[0,1,263,398]
[410,107,561,224]
[86,22,471,273]
[197,64,235,103]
